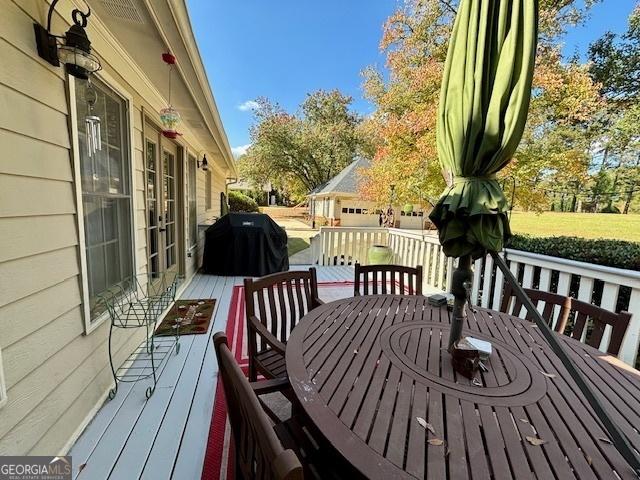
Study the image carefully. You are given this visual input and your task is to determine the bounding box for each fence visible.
[310,226,640,366]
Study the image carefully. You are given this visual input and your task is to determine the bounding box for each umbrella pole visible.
[448,254,472,351]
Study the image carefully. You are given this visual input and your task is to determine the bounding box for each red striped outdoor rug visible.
[200,281,353,480]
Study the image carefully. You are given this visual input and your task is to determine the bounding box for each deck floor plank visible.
[145,276,241,480]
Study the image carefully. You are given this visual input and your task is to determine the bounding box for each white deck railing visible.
[310,227,640,366]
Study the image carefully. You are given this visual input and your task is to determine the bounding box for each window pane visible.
[103,198,117,242]
[105,95,122,148]
[87,244,107,298]
[83,195,104,247]
[108,146,123,194]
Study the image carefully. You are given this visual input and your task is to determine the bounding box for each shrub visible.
[228,191,259,213]
[508,234,640,271]
[600,205,621,214]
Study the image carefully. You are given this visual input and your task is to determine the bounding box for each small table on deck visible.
[286,295,640,479]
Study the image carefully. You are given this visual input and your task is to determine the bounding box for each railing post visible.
[619,289,640,366]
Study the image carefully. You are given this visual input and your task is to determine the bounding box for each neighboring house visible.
[0,0,236,456]
[308,158,426,229]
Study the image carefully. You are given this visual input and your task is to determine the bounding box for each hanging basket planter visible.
[403,204,414,215]
[160,51,182,138]
[160,105,182,139]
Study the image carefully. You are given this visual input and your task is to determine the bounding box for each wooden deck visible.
[69,266,356,480]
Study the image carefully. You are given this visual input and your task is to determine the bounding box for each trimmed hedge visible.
[508,234,640,271]
[228,191,259,213]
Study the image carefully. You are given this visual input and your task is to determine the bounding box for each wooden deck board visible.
[69,266,353,480]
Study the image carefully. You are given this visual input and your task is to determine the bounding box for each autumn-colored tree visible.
[359,0,604,211]
[237,90,365,199]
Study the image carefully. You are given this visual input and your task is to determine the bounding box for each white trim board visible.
[0,347,7,409]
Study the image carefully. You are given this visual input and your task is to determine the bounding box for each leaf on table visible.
[416,417,436,434]
[345,325,350,330]
[519,418,530,424]
[427,438,445,446]
[526,436,547,446]
[539,371,556,378]
[444,447,450,457]
[585,454,592,466]
[353,349,358,354]
[599,437,612,444]
[472,378,483,387]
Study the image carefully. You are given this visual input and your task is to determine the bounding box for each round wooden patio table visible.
[286,294,640,480]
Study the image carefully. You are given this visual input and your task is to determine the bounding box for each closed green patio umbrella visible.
[430,2,640,471]
[428,0,537,347]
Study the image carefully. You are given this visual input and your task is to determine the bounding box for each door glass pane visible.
[188,155,197,247]
[163,150,176,270]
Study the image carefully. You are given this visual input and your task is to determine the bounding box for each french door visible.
[145,126,181,278]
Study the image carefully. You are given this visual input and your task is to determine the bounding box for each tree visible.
[238,91,365,198]
[359,0,604,212]
[588,5,640,212]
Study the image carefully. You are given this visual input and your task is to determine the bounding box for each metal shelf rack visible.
[97,272,180,399]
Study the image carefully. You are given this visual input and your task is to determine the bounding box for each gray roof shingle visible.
[308,157,370,196]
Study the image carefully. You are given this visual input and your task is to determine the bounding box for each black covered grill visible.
[202,213,289,276]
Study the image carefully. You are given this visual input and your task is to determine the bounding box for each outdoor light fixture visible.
[198,155,209,171]
[34,0,101,80]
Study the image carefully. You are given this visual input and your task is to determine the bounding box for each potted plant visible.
[368,244,394,264]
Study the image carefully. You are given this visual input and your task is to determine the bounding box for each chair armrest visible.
[248,315,286,355]
[250,377,291,395]
[313,297,325,306]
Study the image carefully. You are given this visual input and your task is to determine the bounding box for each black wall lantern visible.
[34,0,101,79]
[198,155,209,171]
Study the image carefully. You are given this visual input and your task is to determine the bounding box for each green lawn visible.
[509,212,640,242]
[287,237,310,257]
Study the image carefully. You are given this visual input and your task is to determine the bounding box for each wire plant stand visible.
[97,272,180,399]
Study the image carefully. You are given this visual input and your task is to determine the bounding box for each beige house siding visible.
[0,0,233,455]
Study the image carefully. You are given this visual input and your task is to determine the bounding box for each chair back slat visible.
[213,333,303,480]
[501,285,632,355]
[354,263,423,296]
[571,311,589,341]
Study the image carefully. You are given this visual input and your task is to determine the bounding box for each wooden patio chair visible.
[565,298,631,355]
[500,284,631,355]
[353,263,423,296]
[500,284,571,331]
[244,268,323,382]
[213,333,303,480]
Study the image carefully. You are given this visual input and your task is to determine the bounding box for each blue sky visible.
[188,0,637,155]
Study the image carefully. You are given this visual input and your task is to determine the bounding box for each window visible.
[188,154,198,247]
[75,78,133,319]
[205,169,212,210]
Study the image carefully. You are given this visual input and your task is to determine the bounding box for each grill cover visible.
[202,213,289,276]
